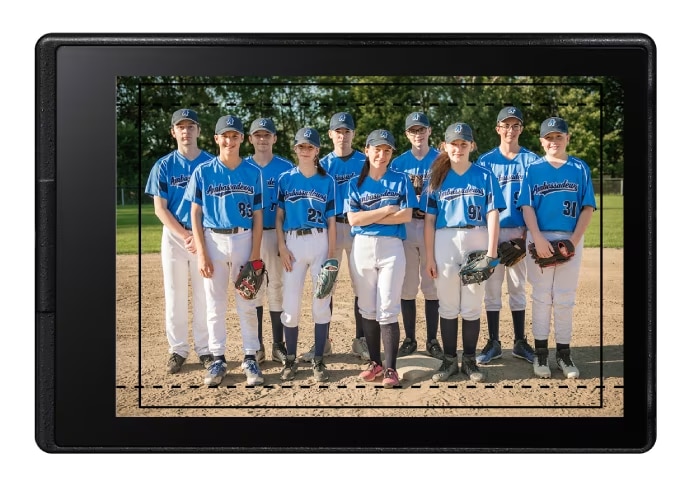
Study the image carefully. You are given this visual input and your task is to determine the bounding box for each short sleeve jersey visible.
[320,150,366,216]
[145,149,214,227]
[245,154,294,229]
[424,163,506,229]
[183,157,263,230]
[516,155,597,232]
[276,167,337,232]
[344,169,419,240]
[476,146,539,228]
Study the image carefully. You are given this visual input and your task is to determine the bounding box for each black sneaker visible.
[431,355,459,382]
[461,355,485,382]
[167,353,186,374]
[426,339,444,360]
[556,348,579,379]
[198,354,214,370]
[312,356,329,382]
[281,356,298,381]
[398,337,418,357]
[271,342,288,365]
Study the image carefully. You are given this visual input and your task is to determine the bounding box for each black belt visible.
[412,212,426,220]
[263,227,275,230]
[291,227,324,236]
[456,225,476,229]
[335,215,348,223]
[210,227,246,234]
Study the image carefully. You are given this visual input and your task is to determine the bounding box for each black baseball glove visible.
[528,239,575,268]
[497,238,527,267]
[234,259,266,300]
[458,250,500,286]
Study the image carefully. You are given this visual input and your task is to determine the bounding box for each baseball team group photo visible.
[115,76,624,417]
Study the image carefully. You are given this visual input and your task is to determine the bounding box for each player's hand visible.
[426,258,438,279]
[386,204,400,215]
[184,234,196,254]
[198,253,213,278]
[532,236,554,259]
[281,247,296,272]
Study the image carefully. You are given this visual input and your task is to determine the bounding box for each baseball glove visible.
[314,258,339,299]
[458,250,500,286]
[497,238,527,267]
[528,239,576,268]
[234,259,266,300]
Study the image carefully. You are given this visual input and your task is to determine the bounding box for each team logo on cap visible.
[508,108,516,115]
[304,129,312,138]
[338,114,348,122]
[226,117,235,126]
[412,113,421,121]
[455,124,464,133]
[548,119,556,127]
[260,119,267,127]
[182,109,191,117]
[380,131,388,139]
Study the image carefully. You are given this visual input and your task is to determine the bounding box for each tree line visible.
[117,76,623,190]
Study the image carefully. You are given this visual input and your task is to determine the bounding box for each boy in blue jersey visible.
[475,107,540,365]
[302,112,369,362]
[517,117,596,379]
[145,108,215,375]
[390,111,442,360]
[184,115,265,387]
[245,118,295,366]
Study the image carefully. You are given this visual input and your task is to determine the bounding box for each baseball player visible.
[517,117,596,379]
[390,111,442,360]
[346,129,418,389]
[423,122,506,383]
[307,111,370,362]
[475,106,541,365]
[245,117,294,365]
[145,108,215,375]
[275,127,337,382]
[183,114,265,387]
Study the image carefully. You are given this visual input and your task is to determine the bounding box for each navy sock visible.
[361,318,382,365]
[213,355,226,362]
[556,343,569,351]
[535,339,548,349]
[401,299,416,341]
[314,323,329,357]
[440,317,458,357]
[354,297,364,339]
[284,326,299,356]
[256,306,264,344]
[425,299,439,342]
[461,319,480,356]
[486,310,500,341]
[243,354,256,361]
[512,310,525,341]
[381,322,401,370]
[270,311,284,344]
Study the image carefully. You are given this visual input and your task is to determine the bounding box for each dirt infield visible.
[116,248,623,417]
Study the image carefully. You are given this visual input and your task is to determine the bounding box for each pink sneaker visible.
[359,361,383,382]
[382,368,400,388]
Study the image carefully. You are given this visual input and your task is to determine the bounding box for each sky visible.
[2,2,677,496]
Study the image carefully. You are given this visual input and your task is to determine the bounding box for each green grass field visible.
[116,194,622,255]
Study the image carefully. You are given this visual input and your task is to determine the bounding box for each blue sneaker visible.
[204,360,227,387]
[476,340,502,365]
[512,339,535,363]
[242,358,264,385]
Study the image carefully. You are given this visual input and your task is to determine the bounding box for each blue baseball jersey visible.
[424,163,506,229]
[344,169,419,239]
[245,154,294,229]
[184,157,263,230]
[390,147,440,212]
[145,149,214,227]
[276,168,337,231]
[516,155,597,232]
[320,150,366,216]
[476,147,540,228]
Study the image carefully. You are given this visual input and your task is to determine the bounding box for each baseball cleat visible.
[271,342,288,365]
[461,355,485,383]
[198,354,214,370]
[397,337,418,357]
[556,349,580,379]
[512,339,535,363]
[533,348,551,378]
[311,357,329,382]
[242,358,264,385]
[476,339,502,365]
[256,344,266,364]
[280,356,298,381]
[167,353,186,374]
[426,339,445,360]
[432,355,459,382]
[204,360,227,387]
[351,337,370,361]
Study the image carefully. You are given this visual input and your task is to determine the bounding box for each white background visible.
[4,3,674,496]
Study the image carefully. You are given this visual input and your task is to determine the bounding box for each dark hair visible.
[315,156,326,176]
[428,151,451,192]
[356,157,371,188]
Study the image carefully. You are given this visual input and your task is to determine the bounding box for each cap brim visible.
[216,127,243,135]
[250,127,275,134]
[366,140,396,150]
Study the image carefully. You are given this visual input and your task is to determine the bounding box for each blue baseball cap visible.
[249,117,277,135]
[329,112,355,131]
[294,127,320,148]
[540,117,568,137]
[496,106,524,123]
[444,122,474,143]
[215,115,244,135]
[365,129,396,150]
[405,112,430,130]
[171,108,199,126]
